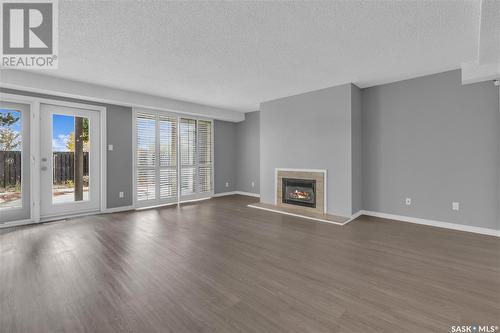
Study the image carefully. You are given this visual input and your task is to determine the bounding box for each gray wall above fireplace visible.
[260,84,360,217]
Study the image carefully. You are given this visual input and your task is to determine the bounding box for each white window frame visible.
[132,108,214,208]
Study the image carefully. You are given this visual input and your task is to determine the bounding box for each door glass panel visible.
[52,114,90,204]
[137,169,156,201]
[0,108,22,210]
[160,169,177,199]
[136,113,156,201]
[199,165,212,193]
[159,115,177,199]
[180,118,196,197]
[197,120,212,193]
[180,167,195,196]
[180,119,196,165]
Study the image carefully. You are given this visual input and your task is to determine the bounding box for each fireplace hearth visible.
[282,178,316,208]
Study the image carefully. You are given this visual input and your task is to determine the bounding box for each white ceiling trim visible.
[355,66,461,89]
[461,61,500,85]
[0,70,245,122]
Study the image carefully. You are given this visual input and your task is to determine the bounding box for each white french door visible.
[0,101,30,223]
[134,110,213,207]
[40,104,101,218]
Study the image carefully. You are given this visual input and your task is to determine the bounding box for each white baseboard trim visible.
[361,210,500,237]
[235,191,260,198]
[247,204,348,226]
[103,205,135,214]
[345,210,364,224]
[212,191,237,197]
[213,191,260,198]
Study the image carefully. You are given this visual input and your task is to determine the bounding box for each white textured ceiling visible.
[40,0,482,112]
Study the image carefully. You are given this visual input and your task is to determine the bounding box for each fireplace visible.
[282,178,316,208]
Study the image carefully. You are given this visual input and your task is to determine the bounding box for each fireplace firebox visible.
[282,178,316,208]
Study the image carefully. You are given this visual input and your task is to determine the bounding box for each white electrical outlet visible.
[405,198,411,206]
[452,202,459,211]
[119,191,124,198]
[251,181,255,188]
[225,181,229,188]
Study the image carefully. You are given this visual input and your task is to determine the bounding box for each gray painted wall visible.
[214,120,237,193]
[214,111,261,195]
[106,105,133,208]
[236,111,260,194]
[260,84,353,217]
[0,88,133,209]
[351,85,363,214]
[362,70,499,230]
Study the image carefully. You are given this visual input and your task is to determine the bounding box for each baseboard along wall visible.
[357,210,499,237]
[213,191,261,198]
[214,191,499,236]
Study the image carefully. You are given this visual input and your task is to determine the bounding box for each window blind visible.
[159,115,177,199]
[197,120,213,193]
[136,113,156,201]
[180,118,197,196]
[135,112,213,205]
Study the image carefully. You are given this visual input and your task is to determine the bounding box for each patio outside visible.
[0,111,90,209]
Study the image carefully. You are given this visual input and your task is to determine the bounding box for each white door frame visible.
[40,103,101,218]
[0,92,107,227]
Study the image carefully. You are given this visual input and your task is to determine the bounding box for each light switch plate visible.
[452,202,459,211]
[108,144,114,151]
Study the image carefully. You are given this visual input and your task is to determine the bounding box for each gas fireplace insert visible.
[282,178,316,208]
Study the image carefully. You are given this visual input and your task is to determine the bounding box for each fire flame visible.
[288,189,310,200]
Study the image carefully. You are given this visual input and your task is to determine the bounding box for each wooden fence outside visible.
[0,151,21,189]
[0,151,89,188]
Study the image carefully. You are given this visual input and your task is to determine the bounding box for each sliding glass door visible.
[178,118,213,201]
[134,110,213,207]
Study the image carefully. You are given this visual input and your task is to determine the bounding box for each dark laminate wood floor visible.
[1,195,499,333]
